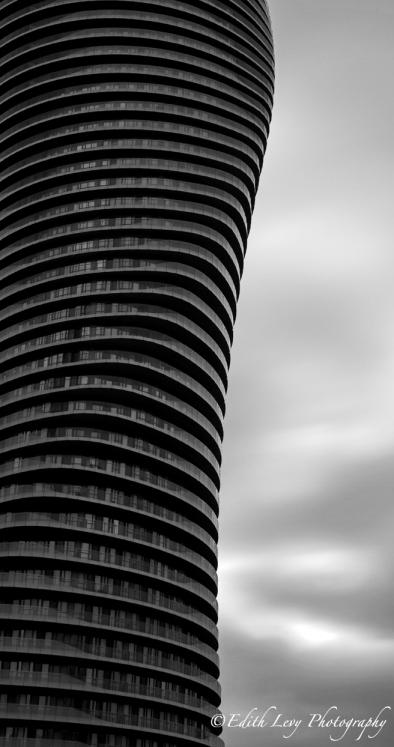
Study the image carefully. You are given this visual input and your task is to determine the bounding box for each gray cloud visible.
[218,1,394,745]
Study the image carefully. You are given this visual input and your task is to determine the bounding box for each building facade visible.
[0,1,274,745]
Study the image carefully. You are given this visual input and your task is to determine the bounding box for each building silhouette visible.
[0,1,274,745]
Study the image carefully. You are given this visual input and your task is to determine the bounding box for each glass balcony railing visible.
[0,482,218,546]
[0,604,218,662]
[0,540,218,608]
[0,572,218,636]
[0,670,216,714]
[0,636,219,686]
[0,514,217,579]
[0,704,223,744]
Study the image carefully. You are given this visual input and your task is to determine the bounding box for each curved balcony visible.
[0,291,232,368]
[0,5,274,80]
[0,17,273,90]
[0,510,217,575]
[0,377,222,459]
[0,0,273,58]
[0,540,218,610]
[0,177,249,246]
[0,604,219,668]
[0,349,225,434]
[0,482,219,550]
[0,216,244,293]
[0,636,219,687]
[1,152,253,228]
[0,262,235,343]
[0,455,220,526]
[0,704,223,746]
[0,670,216,717]
[0,1,273,744]
[0,325,228,412]
[0,402,221,479]
[0,571,219,640]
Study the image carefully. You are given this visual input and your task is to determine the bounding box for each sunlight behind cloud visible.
[219,545,377,590]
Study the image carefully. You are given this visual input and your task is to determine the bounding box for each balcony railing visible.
[0,636,218,687]
[0,670,215,714]
[0,603,218,663]
[0,704,223,745]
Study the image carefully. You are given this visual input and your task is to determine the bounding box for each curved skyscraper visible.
[0,1,274,745]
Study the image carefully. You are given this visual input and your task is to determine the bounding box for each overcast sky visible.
[218,1,394,745]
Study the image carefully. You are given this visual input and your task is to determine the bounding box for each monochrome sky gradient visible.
[218,1,394,745]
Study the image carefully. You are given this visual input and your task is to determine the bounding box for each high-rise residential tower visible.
[0,1,274,745]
